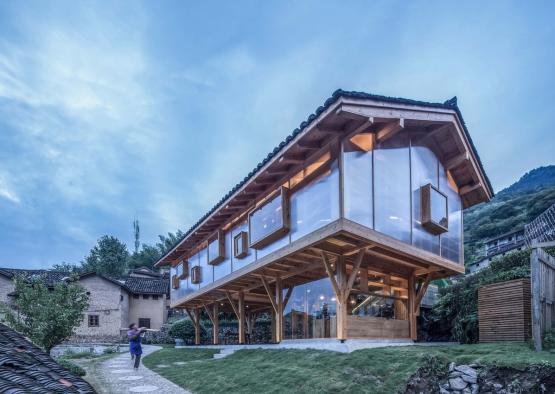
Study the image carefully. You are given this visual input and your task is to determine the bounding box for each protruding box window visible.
[233,231,248,259]
[421,183,448,234]
[191,266,202,284]
[208,230,225,265]
[248,187,290,249]
[178,260,189,279]
[172,274,180,289]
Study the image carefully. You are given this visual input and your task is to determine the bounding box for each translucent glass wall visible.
[343,131,463,264]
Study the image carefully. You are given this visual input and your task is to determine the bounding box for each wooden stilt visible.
[336,256,347,340]
[276,277,283,342]
[238,291,245,344]
[194,308,201,345]
[213,303,219,345]
[408,274,417,341]
[271,309,276,342]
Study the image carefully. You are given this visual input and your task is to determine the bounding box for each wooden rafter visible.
[444,151,469,171]
[414,273,432,313]
[203,303,215,325]
[376,119,404,142]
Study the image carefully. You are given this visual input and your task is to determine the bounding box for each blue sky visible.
[0,1,554,269]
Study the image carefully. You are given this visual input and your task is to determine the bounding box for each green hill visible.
[463,165,555,265]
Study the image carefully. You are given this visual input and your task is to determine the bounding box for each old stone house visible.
[0,267,170,342]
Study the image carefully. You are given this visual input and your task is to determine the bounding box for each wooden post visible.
[213,303,219,345]
[270,309,276,343]
[531,248,542,352]
[408,274,417,341]
[275,277,283,342]
[194,308,201,345]
[238,291,245,344]
[336,256,347,340]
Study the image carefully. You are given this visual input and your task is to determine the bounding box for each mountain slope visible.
[463,165,555,265]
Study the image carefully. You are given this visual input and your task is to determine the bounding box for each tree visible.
[51,261,82,273]
[1,275,89,352]
[82,235,129,277]
[127,244,162,270]
[156,230,184,255]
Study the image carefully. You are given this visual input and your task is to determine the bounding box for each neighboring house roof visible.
[0,268,72,286]
[122,276,169,295]
[484,228,525,244]
[128,267,162,278]
[155,89,494,267]
[1,268,169,296]
[0,323,95,393]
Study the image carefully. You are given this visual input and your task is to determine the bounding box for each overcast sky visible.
[0,1,554,269]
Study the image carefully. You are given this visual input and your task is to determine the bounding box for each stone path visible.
[87,345,190,394]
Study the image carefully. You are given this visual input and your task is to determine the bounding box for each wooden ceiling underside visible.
[174,231,456,311]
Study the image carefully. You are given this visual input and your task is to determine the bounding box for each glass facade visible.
[343,138,373,228]
[342,130,463,264]
[283,278,337,339]
[249,191,286,247]
[374,132,411,244]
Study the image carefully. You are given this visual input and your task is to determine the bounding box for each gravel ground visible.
[79,345,190,394]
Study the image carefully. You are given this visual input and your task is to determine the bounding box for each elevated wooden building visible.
[155,90,492,344]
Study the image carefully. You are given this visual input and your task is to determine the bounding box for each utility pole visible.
[133,217,140,254]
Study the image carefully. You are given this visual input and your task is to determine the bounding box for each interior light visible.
[319,295,325,300]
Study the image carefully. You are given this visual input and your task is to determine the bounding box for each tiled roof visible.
[0,323,95,393]
[1,268,169,296]
[157,89,493,265]
[0,269,72,287]
[120,276,169,295]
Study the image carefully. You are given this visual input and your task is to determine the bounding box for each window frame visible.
[171,274,180,289]
[191,265,202,284]
[88,314,99,327]
[178,260,189,279]
[138,318,151,329]
[207,229,225,265]
[248,186,290,250]
[420,183,449,234]
[233,231,249,259]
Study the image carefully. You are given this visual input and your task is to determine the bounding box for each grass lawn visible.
[143,343,555,394]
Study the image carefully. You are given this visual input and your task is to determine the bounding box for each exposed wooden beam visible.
[344,248,366,302]
[202,303,215,325]
[283,286,294,311]
[414,272,432,313]
[185,307,198,326]
[260,275,278,314]
[225,291,240,319]
[444,151,470,171]
[376,119,404,142]
[320,251,341,300]
[460,182,482,195]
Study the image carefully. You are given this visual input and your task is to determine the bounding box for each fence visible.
[478,278,531,343]
[531,247,555,351]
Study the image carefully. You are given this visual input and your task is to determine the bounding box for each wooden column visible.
[270,309,276,342]
[336,256,347,340]
[213,303,219,345]
[408,274,417,341]
[275,277,283,343]
[238,291,245,344]
[194,308,201,345]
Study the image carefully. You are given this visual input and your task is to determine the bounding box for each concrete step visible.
[213,353,228,359]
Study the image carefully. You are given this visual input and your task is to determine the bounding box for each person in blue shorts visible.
[127,323,146,370]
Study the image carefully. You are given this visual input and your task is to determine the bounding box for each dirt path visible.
[79,345,190,394]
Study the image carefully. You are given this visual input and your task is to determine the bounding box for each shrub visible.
[168,319,209,344]
[543,329,555,350]
[57,358,86,376]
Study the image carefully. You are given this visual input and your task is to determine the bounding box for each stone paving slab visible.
[85,345,190,394]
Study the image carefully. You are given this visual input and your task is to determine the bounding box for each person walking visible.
[127,323,147,370]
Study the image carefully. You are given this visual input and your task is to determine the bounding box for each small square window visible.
[143,294,149,300]
[172,274,180,289]
[208,230,225,265]
[88,315,99,327]
[420,183,448,234]
[177,260,189,279]
[138,318,151,329]
[191,266,202,284]
[152,295,159,300]
[133,294,140,299]
[233,231,248,259]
